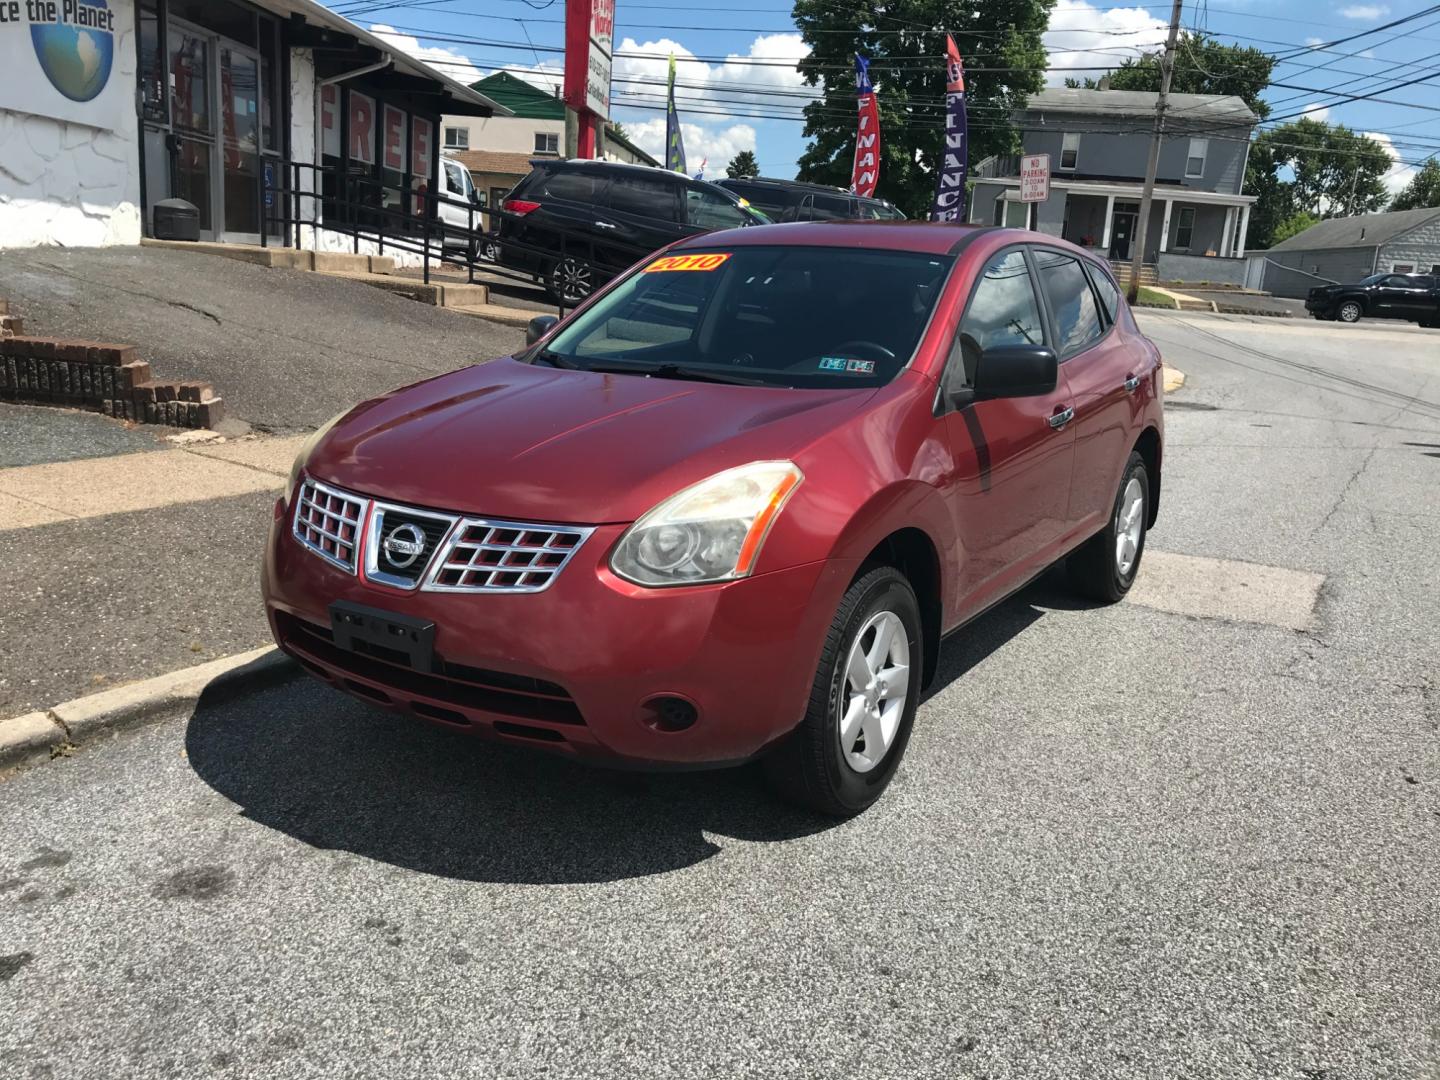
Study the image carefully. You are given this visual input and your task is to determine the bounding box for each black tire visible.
[1067,451,1150,604]
[763,566,923,817]
[1337,299,1363,323]
[546,256,595,307]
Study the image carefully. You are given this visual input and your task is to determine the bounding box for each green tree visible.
[1271,211,1319,246]
[1242,137,1294,251]
[793,0,1053,217]
[726,150,760,178]
[1258,119,1391,219]
[1105,31,1275,119]
[1390,158,1440,211]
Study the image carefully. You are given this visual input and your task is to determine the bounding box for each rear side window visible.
[809,194,853,221]
[684,187,751,230]
[1033,249,1104,356]
[607,173,678,222]
[1088,264,1122,324]
[535,170,603,204]
[950,249,1045,390]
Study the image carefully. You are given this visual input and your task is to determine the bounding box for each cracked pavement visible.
[1,311,1439,1078]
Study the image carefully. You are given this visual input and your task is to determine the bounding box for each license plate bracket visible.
[329,601,435,673]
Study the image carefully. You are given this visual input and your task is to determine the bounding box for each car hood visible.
[305,357,876,524]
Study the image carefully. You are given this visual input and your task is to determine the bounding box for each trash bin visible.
[153,199,201,242]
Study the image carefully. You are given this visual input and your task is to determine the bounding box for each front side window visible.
[534,170,602,204]
[809,194,853,220]
[1061,132,1080,170]
[443,126,468,150]
[949,249,1045,390]
[443,161,467,196]
[1174,206,1196,249]
[1033,249,1104,356]
[684,187,751,230]
[536,246,953,389]
[535,132,560,154]
[1185,138,1208,178]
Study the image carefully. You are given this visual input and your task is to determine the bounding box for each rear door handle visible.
[1048,406,1075,430]
[1123,375,1141,393]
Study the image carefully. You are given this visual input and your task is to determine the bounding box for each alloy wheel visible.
[839,610,910,774]
[552,258,593,304]
[1115,476,1145,577]
[1339,301,1362,323]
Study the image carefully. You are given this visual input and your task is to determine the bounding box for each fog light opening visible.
[642,695,699,733]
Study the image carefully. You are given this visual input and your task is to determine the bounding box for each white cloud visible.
[1300,103,1331,122]
[1339,5,1389,19]
[1364,131,1415,195]
[626,118,757,179]
[610,34,816,118]
[1043,0,1169,86]
[368,24,486,86]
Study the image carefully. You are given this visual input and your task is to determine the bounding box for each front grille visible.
[365,502,457,589]
[293,480,366,572]
[276,611,586,726]
[427,521,592,593]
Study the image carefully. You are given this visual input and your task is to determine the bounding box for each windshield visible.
[536,246,953,389]
[1358,274,1386,285]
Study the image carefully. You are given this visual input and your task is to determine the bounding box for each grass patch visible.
[1134,286,1177,309]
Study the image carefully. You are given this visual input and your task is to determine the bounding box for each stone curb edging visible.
[0,647,299,772]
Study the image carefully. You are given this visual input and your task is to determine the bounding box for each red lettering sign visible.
[411,117,433,180]
[383,105,406,171]
[349,91,375,164]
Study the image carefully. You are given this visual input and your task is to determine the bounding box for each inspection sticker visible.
[846,359,876,374]
[643,253,732,273]
[818,357,849,371]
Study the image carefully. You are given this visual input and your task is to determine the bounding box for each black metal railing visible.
[259,157,634,315]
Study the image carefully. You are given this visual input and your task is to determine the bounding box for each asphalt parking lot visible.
[2,311,1438,1078]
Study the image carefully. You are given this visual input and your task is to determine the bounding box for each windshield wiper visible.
[530,348,580,369]
[581,361,771,386]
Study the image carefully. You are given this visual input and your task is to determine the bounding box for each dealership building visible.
[0,0,507,250]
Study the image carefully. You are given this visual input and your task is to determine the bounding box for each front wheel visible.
[763,567,922,817]
[1337,300,1363,323]
[1067,451,1149,603]
[546,256,595,306]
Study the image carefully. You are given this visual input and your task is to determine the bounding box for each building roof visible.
[1022,88,1257,128]
[451,149,541,177]
[268,0,510,116]
[1267,207,1440,252]
[470,72,566,120]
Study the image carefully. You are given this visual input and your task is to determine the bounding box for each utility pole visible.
[1127,0,1184,303]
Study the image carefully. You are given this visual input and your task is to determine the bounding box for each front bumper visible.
[263,497,853,768]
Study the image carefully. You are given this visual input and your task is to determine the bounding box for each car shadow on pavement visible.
[184,571,1085,887]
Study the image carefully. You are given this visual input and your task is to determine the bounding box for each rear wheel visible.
[1067,451,1149,604]
[1337,300,1363,323]
[763,567,922,817]
[546,256,595,306]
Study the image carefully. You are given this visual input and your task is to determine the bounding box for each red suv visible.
[264,222,1164,816]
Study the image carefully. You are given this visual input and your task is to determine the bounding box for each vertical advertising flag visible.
[930,35,968,221]
[666,54,688,174]
[851,53,880,198]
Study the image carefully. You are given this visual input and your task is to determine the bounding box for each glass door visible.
[220,44,262,240]
[169,22,214,234]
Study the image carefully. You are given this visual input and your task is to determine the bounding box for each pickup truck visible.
[1306,272,1440,328]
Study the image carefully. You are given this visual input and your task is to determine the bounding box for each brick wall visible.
[0,333,225,429]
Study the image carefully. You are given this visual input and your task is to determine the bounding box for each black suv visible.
[1306,272,1440,327]
[715,177,906,224]
[495,160,767,305]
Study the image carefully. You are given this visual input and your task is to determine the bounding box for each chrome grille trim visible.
[293,479,367,573]
[422,519,594,594]
[362,500,460,591]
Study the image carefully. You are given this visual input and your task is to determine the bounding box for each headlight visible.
[610,461,803,587]
[287,409,349,501]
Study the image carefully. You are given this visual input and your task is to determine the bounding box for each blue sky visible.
[336,0,1440,194]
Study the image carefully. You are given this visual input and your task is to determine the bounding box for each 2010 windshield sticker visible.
[643,253,731,273]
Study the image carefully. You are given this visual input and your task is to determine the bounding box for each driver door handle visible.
[1123,374,1141,393]
[1048,406,1075,430]
[594,220,617,229]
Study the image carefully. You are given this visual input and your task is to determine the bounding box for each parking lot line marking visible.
[1128,550,1325,631]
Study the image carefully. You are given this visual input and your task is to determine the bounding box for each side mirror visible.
[470,189,481,205]
[525,314,560,346]
[971,344,1058,400]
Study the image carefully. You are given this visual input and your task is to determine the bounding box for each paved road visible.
[2,312,1439,1078]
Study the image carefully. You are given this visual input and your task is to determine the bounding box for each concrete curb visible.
[0,646,298,771]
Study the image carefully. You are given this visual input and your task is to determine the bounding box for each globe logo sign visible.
[28,0,115,103]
